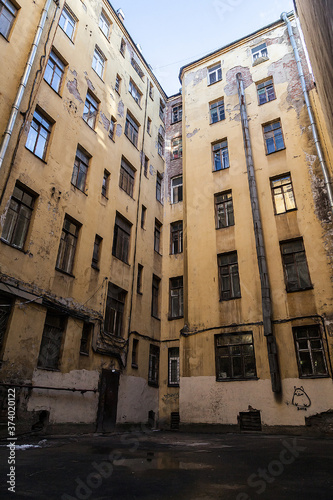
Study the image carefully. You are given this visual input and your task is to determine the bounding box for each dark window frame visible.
[151,275,160,319]
[37,312,66,370]
[215,332,257,381]
[156,173,162,202]
[104,283,127,337]
[80,322,92,355]
[172,104,182,124]
[0,0,18,39]
[148,344,160,387]
[218,251,241,301]
[210,98,225,124]
[170,221,183,255]
[280,239,312,292]
[215,191,234,229]
[119,158,135,198]
[125,112,139,147]
[169,277,183,320]
[256,78,276,105]
[213,140,229,171]
[59,5,76,41]
[44,49,66,94]
[137,264,143,294]
[102,169,110,198]
[293,325,329,378]
[26,108,52,161]
[91,234,102,269]
[141,205,146,229]
[112,214,132,264]
[71,146,90,192]
[168,347,180,387]
[1,183,35,250]
[56,215,80,276]
[263,120,285,154]
[83,90,99,129]
[270,174,296,215]
[132,338,139,368]
[154,219,162,254]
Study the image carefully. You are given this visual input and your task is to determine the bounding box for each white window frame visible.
[208,62,222,85]
[59,5,76,41]
[129,79,142,106]
[99,11,110,38]
[252,43,268,63]
[171,176,183,204]
[92,47,105,79]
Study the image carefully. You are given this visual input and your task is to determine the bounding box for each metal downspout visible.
[236,73,281,393]
[281,11,333,214]
[0,0,55,171]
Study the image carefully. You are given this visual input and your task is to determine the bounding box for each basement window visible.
[293,325,328,378]
[215,332,257,381]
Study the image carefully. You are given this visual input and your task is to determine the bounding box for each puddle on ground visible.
[113,451,214,471]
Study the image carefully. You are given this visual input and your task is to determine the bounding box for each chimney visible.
[117,9,125,23]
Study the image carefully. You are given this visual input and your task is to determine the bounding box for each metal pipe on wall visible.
[0,0,56,171]
[281,11,333,214]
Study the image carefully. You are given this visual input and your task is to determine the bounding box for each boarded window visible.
[1,184,35,250]
[218,251,241,300]
[104,283,127,337]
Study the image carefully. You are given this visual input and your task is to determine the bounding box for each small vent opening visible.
[170,412,180,430]
[239,410,262,432]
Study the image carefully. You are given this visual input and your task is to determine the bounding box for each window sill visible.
[25,146,47,164]
[286,286,313,293]
[208,79,222,87]
[129,94,142,109]
[266,147,286,156]
[219,296,241,302]
[213,166,229,173]
[216,377,258,382]
[168,315,184,321]
[59,28,75,44]
[91,264,100,271]
[154,250,162,257]
[44,79,63,98]
[151,315,161,321]
[275,208,297,216]
[137,291,143,295]
[148,381,159,388]
[92,69,105,83]
[115,88,121,95]
[258,97,277,106]
[101,193,109,200]
[170,251,183,256]
[120,50,125,58]
[210,118,225,125]
[171,119,182,125]
[37,366,60,372]
[131,363,138,369]
[0,32,10,43]
[298,374,329,379]
[168,384,180,388]
[216,224,235,230]
[55,267,75,278]
[252,56,269,66]
[0,238,26,253]
[71,183,88,196]
[99,28,110,42]
[171,156,182,161]
[82,118,97,133]
[80,351,89,356]
[119,186,135,199]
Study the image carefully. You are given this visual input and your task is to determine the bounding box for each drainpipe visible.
[236,73,281,394]
[0,0,56,172]
[281,11,333,214]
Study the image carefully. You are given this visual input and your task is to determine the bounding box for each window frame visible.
[109,116,116,141]
[25,108,53,161]
[125,112,139,148]
[141,205,146,229]
[212,139,229,171]
[120,38,126,57]
[263,120,285,154]
[215,332,257,381]
[170,221,183,255]
[252,43,268,64]
[172,104,182,124]
[280,239,312,292]
[1,183,36,251]
[147,117,152,135]
[83,90,99,129]
[215,191,234,229]
[92,46,106,79]
[104,283,127,338]
[256,78,276,105]
[59,5,76,41]
[148,344,160,387]
[218,251,241,301]
[115,74,121,94]
[210,98,225,124]
[159,99,165,121]
[208,62,222,85]
[270,174,296,215]
[156,172,162,203]
[71,146,90,192]
[171,176,183,204]
[171,136,182,160]
[158,133,164,157]
[169,277,184,320]
[44,49,66,94]
[55,215,80,276]
[80,323,92,355]
[99,10,111,39]
[154,219,162,254]
[37,312,66,371]
[137,264,143,294]
[91,234,102,270]
[119,158,135,198]
[168,347,180,387]
[112,213,132,264]
[102,169,110,198]
[151,275,161,319]
[132,338,139,368]
[0,0,18,40]
[293,325,329,378]
[129,79,142,106]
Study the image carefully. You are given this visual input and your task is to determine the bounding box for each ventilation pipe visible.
[281,11,333,214]
[0,0,57,172]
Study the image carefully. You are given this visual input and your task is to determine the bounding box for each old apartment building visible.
[0,0,332,434]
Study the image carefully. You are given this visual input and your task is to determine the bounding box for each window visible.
[271,174,296,214]
[151,275,160,318]
[102,170,110,197]
[280,239,312,292]
[115,74,121,94]
[71,146,90,191]
[168,347,180,386]
[38,312,66,370]
[112,214,131,263]
[257,78,275,105]
[99,11,110,38]
[170,221,183,254]
[83,91,98,129]
[156,173,162,202]
[154,219,161,254]
[26,109,52,160]
[263,120,285,154]
[109,116,116,141]
[293,325,328,378]
[104,283,126,337]
[92,47,105,79]
[129,79,142,106]
[215,191,234,228]
[218,252,241,300]
[132,338,139,367]
[144,156,149,177]
[141,205,146,229]
[169,277,183,319]
[137,264,143,294]
[158,133,164,156]
[44,50,65,94]
[119,158,135,197]
[210,99,225,123]
[149,82,154,100]
[125,113,139,147]
[252,43,268,63]
[208,63,222,85]
[159,99,165,121]
[1,184,35,250]
[0,293,12,356]
[171,176,183,204]
[56,216,80,275]
[92,235,102,269]
[59,5,76,41]
[0,0,17,39]
[172,105,182,124]
[213,140,229,171]
[215,332,256,381]
[171,137,182,159]
[120,38,126,56]
[131,57,144,79]
[147,117,152,135]
[148,344,160,386]
[80,323,92,355]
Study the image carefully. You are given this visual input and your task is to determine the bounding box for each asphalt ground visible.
[0,431,332,499]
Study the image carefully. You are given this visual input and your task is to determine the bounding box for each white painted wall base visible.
[27,369,100,424]
[117,375,159,424]
[180,376,333,426]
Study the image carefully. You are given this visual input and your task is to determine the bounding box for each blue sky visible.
[113,0,294,96]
